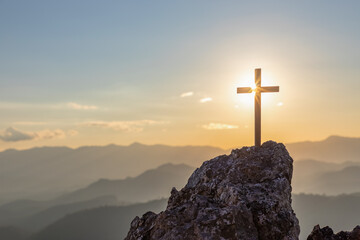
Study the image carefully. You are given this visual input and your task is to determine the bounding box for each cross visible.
[237,68,279,147]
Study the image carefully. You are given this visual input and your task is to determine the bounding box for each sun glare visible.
[231,73,257,109]
[232,70,279,110]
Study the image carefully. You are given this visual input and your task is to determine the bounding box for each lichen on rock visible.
[125,141,300,240]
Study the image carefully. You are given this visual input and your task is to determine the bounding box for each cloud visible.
[68,102,98,110]
[202,123,239,130]
[200,97,213,103]
[82,120,168,132]
[0,127,35,142]
[180,92,194,98]
[0,127,77,142]
[35,129,66,140]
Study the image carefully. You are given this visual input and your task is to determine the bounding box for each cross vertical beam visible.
[254,68,261,147]
[236,68,279,147]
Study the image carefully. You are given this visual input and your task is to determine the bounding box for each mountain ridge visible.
[2,134,360,154]
[2,135,360,204]
[0,144,224,203]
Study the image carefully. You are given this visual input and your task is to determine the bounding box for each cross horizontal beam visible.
[237,87,252,93]
[259,86,279,92]
[237,86,279,94]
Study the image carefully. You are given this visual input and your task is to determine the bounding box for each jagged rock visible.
[307,225,360,240]
[125,141,300,240]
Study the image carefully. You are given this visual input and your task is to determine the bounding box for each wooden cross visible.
[237,68,279,147]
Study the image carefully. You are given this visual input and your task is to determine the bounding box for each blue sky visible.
[1,0,360,149]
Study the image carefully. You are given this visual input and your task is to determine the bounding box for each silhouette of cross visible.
[237,68,279,147]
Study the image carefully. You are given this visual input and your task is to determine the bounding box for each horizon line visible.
[1,135,359,153]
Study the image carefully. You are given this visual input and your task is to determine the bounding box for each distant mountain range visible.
[0,143,223,203]
[0,158,360,240]
[3,193,359,240]
[57,163,194,204]
[293,159,360,195]
[0,199,167,240]
[17,196,118,232]
[31,199,167,240]
[1,135,360,203]
[286,135,360,162]
[8,159,360,233]
[1,135,360,204]
[0,163,194,232]
[0,195,117,231]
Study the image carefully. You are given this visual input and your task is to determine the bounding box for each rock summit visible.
[126,141,300,240]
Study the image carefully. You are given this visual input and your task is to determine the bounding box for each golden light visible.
[251,85,257,92]
[232,73,256,109]
[236,90,255,109]
[226,70,280,113]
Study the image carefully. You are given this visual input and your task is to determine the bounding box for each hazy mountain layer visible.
[293,193,360,240]
[18,196,118,232]
[287,135,360,162]
[0,135,360,239]
[0,196,117,232]
[0,163,193,232]
[0,143,224,203]
[0,158,359,239]
[293,159,360,194]
[31,199,167,240]
[1,135,360,203]
[14,193,360,240]
[0,226,29,240]
[57,163,194,203]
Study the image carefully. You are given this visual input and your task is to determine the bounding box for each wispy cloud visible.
[180,92,194,98]
[35,129,66,140]
[68,102,98,110]
[0,127,77,142]
[81,120,168,132]
[0,127,35,142]
[200,97,213,103]
[202,123,239,130]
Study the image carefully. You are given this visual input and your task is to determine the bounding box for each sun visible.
[251,84,257,92]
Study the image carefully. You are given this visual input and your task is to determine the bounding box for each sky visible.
[1,0,360,150]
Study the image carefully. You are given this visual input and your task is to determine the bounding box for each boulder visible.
[307,225,360,240]
[125,141,300,240]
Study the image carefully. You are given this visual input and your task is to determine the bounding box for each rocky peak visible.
[125,141,300,240]
[307,225,360,240]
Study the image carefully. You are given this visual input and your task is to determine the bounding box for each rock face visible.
[125,141,300,240]
[307,225,360,240]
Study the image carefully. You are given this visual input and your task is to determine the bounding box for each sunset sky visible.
[1,0,360,150]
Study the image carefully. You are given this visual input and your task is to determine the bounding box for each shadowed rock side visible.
[307,225,360,240]
[125,141,300,240]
